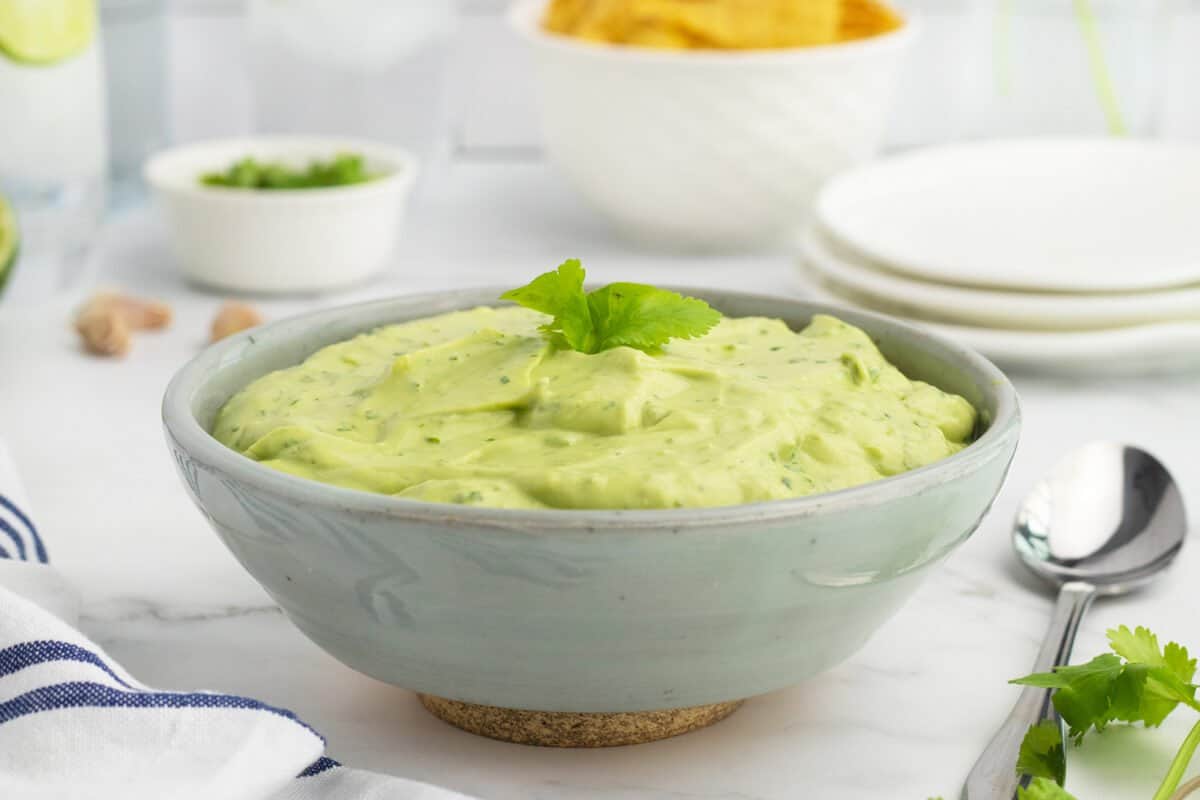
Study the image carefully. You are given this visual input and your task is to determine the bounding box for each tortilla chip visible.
[542,0,901,50]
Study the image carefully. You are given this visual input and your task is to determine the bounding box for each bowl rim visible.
[507,0,916,66]
[162,287,1021,531]
[143,135,419,204]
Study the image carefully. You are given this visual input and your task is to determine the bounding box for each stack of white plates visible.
[799,139,1200,375]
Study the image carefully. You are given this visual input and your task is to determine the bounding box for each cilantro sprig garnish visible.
[928,626,1200,800]
[1008,625,1200,800]
[1014,626,1199,745]
[500,260,721,355]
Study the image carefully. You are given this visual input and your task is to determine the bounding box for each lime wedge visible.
[0,0,95,65]
[0,194,17,296]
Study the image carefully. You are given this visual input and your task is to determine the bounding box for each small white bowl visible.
[510,0,914,251]
[145,136,417,294]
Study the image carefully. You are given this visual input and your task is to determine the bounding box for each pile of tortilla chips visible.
[543,0,902,49]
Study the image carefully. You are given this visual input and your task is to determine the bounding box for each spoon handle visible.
[961,580,1097,800]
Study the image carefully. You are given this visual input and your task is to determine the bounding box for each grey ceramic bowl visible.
[163,289,1020,717]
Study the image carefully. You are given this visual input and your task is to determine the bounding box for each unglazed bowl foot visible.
[417,695,744,748]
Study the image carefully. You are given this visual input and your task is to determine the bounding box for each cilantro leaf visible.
[1108,626,1199,727]
[926,775,1076,800]
[499,259,593,352]
[501,262,721,355]
[1108,625,1169,665]
[1018,777,1078,800]
[1013,654,1125,741]
[1109,663,1166,726]
[587,283,722,352]
[1013,627,1200,744]
[1017,720,1066,786]
[1165,642,1198,685]
[1108,625,1197,688]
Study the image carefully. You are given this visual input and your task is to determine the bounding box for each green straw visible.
[994,0,1012,96]
[1072,0,1127,135]
[994,0,1127,135]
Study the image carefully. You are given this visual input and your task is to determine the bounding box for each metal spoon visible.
[962,442,1188,799]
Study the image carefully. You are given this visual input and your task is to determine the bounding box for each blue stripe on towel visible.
[298,756,341,777]
[0,541,8,559]
[0,494,46,563]
[0,641,134,686]
[0,681,324,742]
[0,515,25,561]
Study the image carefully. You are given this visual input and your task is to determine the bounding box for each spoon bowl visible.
[1014,442,1187,594]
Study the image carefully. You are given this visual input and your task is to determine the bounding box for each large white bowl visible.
[145,136,417,294]
[510,0,914,250]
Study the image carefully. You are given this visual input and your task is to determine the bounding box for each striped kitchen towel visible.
[0,443,46,565]
[0,440,478,800]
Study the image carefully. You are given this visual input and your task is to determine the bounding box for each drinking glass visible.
[99,0,169,208]
[0,0,108,307]
[980,0,1168,137]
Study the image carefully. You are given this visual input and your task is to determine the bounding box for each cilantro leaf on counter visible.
[1012,654,1126,741]
[501,260,721,355]
[1018,777,1078,800]
[929,779,1076,800]
[926,628,1200,800]
[1012,626,1200,743]
[1107,626,1198,727]
[1107,625,1198,688]
[928,782,1077,800]
[1017,720,1067,786]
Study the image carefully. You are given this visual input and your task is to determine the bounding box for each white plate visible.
[801,225,1200,331]
[799,269,1200,376]
[816,139,1200,293]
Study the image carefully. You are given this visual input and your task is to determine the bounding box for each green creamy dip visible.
[213,307,978,510]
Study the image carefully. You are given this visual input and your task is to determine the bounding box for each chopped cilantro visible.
[201,153,377,190]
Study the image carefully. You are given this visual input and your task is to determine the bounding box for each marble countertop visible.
[2,160,1198,800]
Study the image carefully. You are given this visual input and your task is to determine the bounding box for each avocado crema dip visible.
[213,307,977,511]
